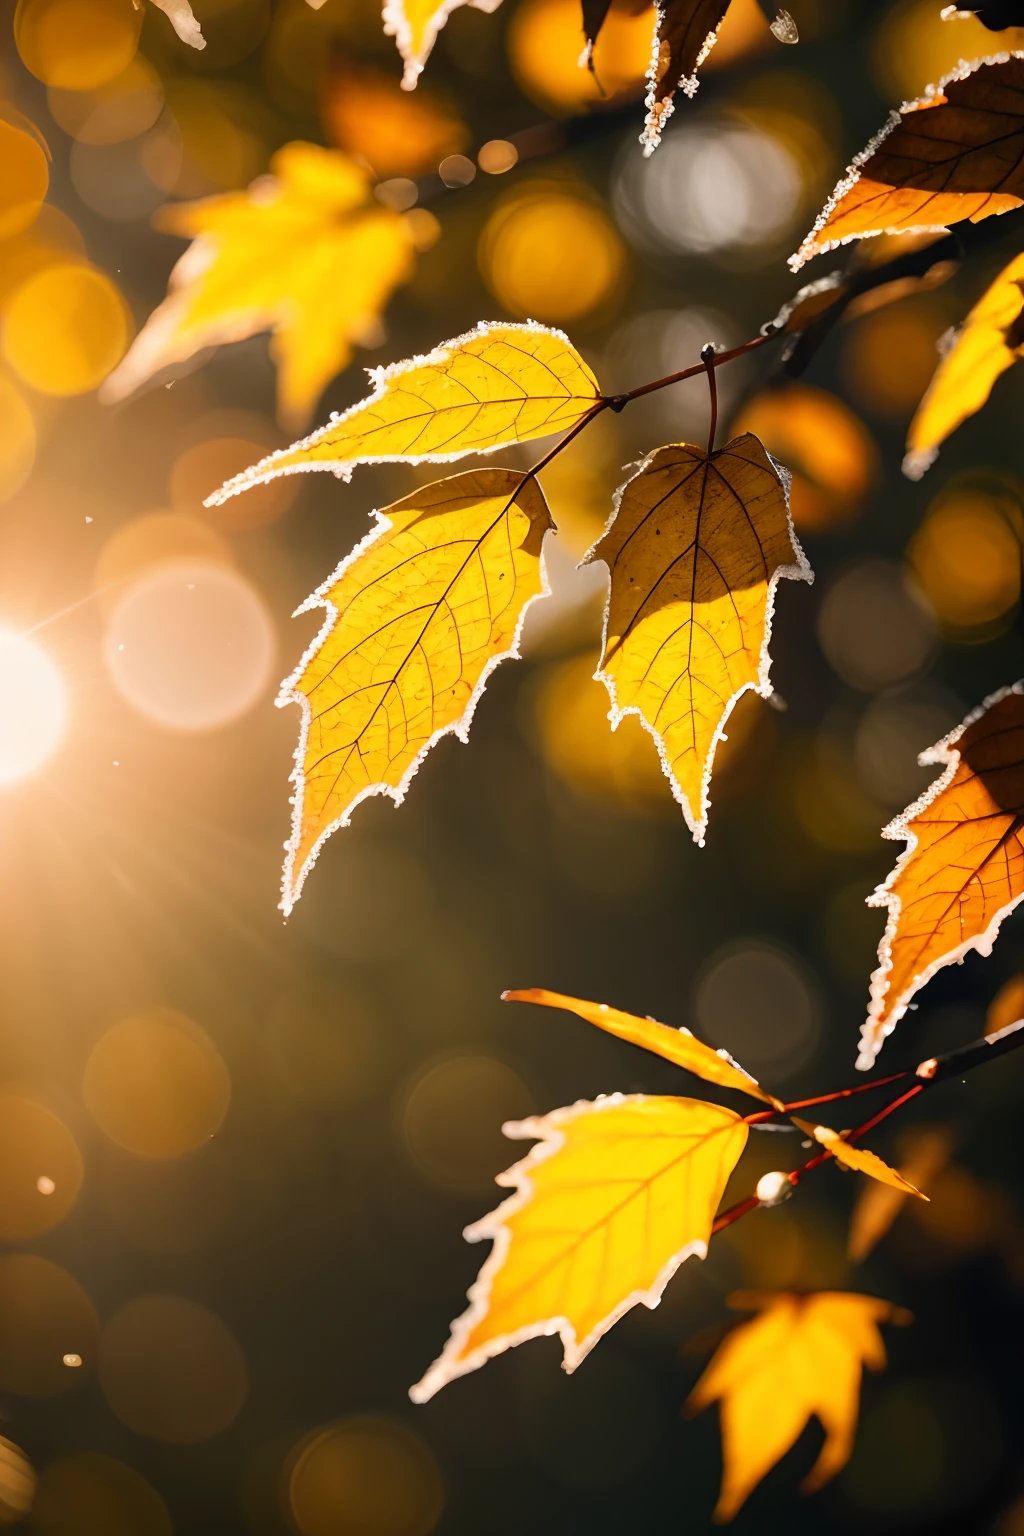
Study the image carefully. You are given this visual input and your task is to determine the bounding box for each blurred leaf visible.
[584,433,811,841]
[383,0,504,89]
[642,0,730,152]
[279,469,551,912]
[904,252,1024,478]
[688,1291,912,1521]
[987,972,1024,1035]
[792,57,1024,271]
[101,143,417,430]
[791,1119,927,1197]
[848,1126,952,1262]
[149,0,205,48]
[410,1094,748,1402]
[860,684,1024,1068]
[322,60,468,177]
[207,322,602,504]
[503,987,778,1102]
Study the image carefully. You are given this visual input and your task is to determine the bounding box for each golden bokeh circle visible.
[82,1008,230,1158]
[99,1295,247,1443]
[478,188,627,324]
[287,1418,444,1536]
[0,1094,83,1240]
[2,264,130,396]
[32,1453,171,1536]
[908,491,1022,631]
[0,121,48,242]
[0,1255,97,1396]
[94,511,233,615]
[0,373,35,505]
[401,1055,533,1195]
[508,0,653,113]
[0,1438,34,1524]
[14,0,142,90]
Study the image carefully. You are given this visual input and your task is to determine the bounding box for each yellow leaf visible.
[100,142,417,430]
[584,434,811,841]
[206,321,602,506]
[791,1119,927,1198]
[848,1126,951,1262]
[861,683,1024,1068]
[410,1094,748,1402]
[904,251,1024,478]
[503,987,777,1104]
[689,1291,912,1521]
[279,469,552,913]
[383,0,503,89]
[792,56,1024,271]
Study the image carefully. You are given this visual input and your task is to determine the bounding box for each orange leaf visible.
[904,251,1024,478]
[791,1119,927,1198]
[688,1291,911,1521]
[410,1094,747,1401]
[642,0,730,152]
[584,434,811,841]
[792,55,1024,271]
[848,1126,952,1262]
[503,987,777,1103]
[861,682,1024,1068]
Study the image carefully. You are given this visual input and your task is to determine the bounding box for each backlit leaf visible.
[584,434,811,842]
[791,1119,927,1197]
[904,251,1024,478]
[383,0,503,89]
[848,1126,951,1261]
[792,56,1024,272]
[503,987,777,1103]
[279,469,551,913]
[688,1291,912,1521]
[861,683,1024,1068]
[100,143,417,431]
[642,0,730,153]
[410,1094,748,1402]
[207,323,602,506]
[149,0,205,47]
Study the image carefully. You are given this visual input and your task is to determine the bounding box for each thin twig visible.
[701,343,718,457]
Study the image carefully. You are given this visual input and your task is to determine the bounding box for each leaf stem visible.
[702,343,718,457]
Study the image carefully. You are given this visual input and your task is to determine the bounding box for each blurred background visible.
[3,0,1024,1530]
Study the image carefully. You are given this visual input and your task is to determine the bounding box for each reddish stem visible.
[702,344,718,456]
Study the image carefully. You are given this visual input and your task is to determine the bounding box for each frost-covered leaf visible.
[904,250,1024,477]
[207,323,601,505]
[100,143,416,430]
[383,0,503,89]
[792,56,1024,271]
[688,1292,911,1521]
[642,0,730,152]
[791,1119,927,1197]
[861,683,1024,1067]
[279,469,551,912]
[410,1094,747,1401]
[584,434,811,842]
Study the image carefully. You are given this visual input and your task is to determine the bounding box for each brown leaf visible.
[642,0,730,152]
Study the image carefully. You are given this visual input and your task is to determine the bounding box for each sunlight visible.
[0,629,67,785]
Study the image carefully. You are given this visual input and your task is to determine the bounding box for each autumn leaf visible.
[860,682,1024,1069]
[792,56,1024,272]
[790,1119,927,1198]
[100,143,418,431]
[503,987,778,1104]
[986,972,1024,1034]
[383,0,503,89]
[409,1094,748,1402]
[279,469,551,913]
[688,1291,912,1521]
[848,1126,952,1262]
[583,434,811,842]
[206,323,602,505]
[322,60,468,177]
[149,0,205,47]
[642,0,729,153]
[904,251,1024,478]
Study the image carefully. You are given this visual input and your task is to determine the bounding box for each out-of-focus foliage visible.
[688,1292,912,1521]
[905,252,1024,477]
[848,1125,952,1261]
[585,434,810,840]
[861,684,1024,1067]
[793,56,1024,270]
[732,384,877,528]
[279,469,551,913]
[101,142,418,428]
